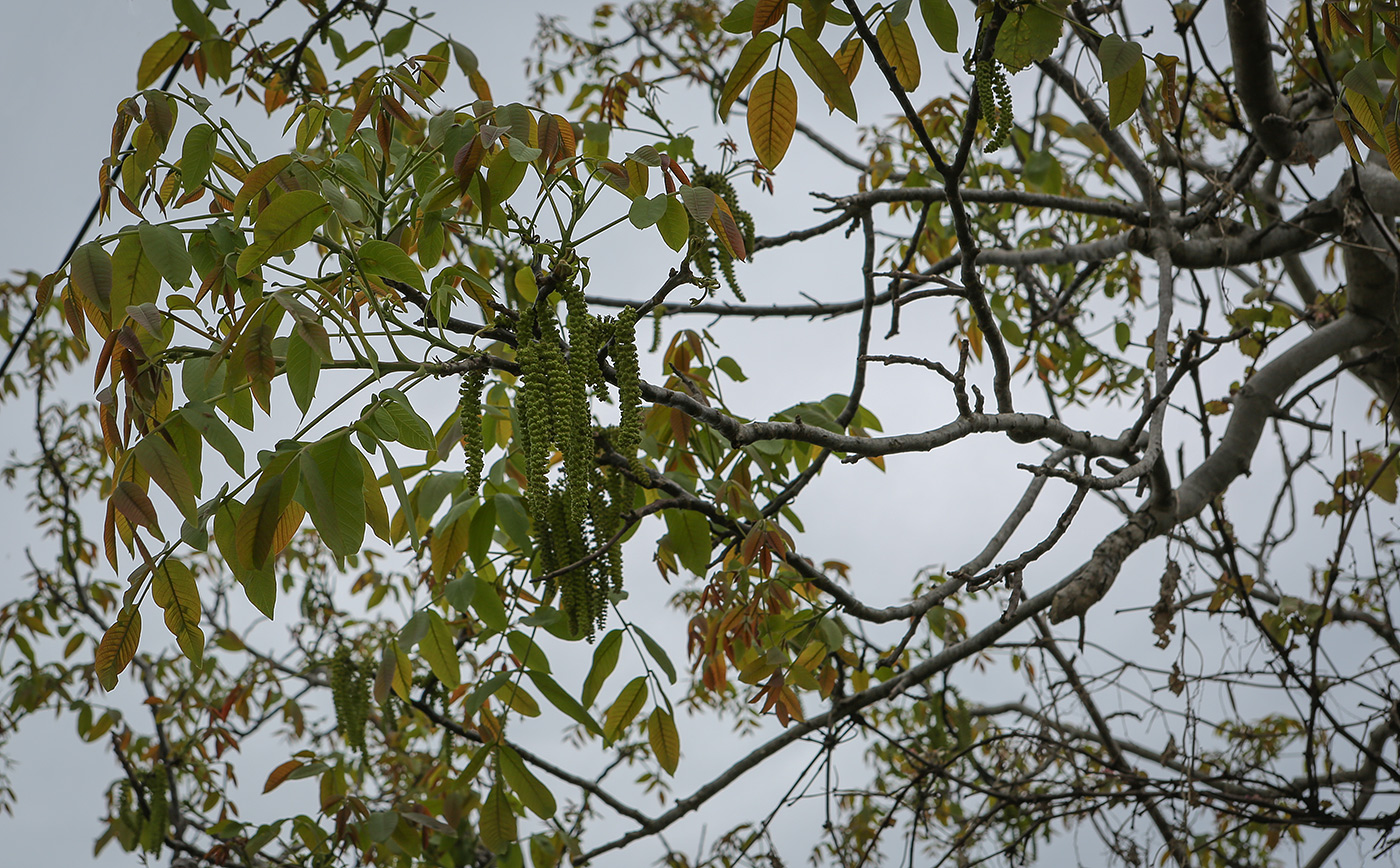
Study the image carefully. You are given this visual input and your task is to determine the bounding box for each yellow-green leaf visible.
[498,745,557,818]
[603,675,649,742]
[95,606,141,691]
[133,432,198,519]
[1106,52,1147,128]
[747,68,798,169]
[719,32,779,122]
[137,223,192,289]
[647,707,681,774]
[231,155,295,225]
[151,558,204,667]
[235,190,331,276]
[920,0,958,53]
[876,18,921,91]
[582,629,623,707]
[786,27,857,121]
[421,610,461,689]
[137,31,185,89]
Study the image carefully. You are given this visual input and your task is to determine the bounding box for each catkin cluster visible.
[966,23,1014,152]
[513,280,643,638]
[689,170,755,301]
[976,58,1013,151]
[329,644,369,752]
[458,361,487,495]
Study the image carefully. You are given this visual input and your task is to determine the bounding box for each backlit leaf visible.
[498,745,556,818]
[747,68,798,169]
[69,241,113,321]
[876,18,921,90]
[95,606,141,691]
[138,31,185,89]
[151,558,204,667]
[752,0,786,33]
[718,32,779,122]
[787,27,857,121]
[231,155,295,224]
[647,707,681,774]
[603,676,648,742]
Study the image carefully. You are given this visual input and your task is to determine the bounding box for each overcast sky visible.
[1,2,1389,866]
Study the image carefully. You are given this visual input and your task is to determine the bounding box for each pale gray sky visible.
[1,2,1387,867]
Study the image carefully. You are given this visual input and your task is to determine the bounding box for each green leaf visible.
[95,605,141,691]
[421,610,461,689]
[993,1,1064,72]
[721,0,758,34]
[183,402,244,473]
[137,222,192,288]
[111,233,162,324]
[634,624,677,684]
[1105,46,1147,128]
[69,241,113,321]
[498,745,557,818]
[236,470,297,570]
[479,780,516,854]
[299,431,365,559]
[172,0,220,41]
[473,579,510,634]
[151,558,204,667]
[379,389,435,449]
[718,31,779,122]
[657,195,689,251]
[628,193,670,229]
[499,681,541,717]
[285,329,322,415]
[919,0,958,53]
[525,671,603,736]
[357,239,427,294]
[664,508,712,577]
[603,676,649,742]
[181,123,216,195]
[582,629,623,707]
[506,631,550,673]
[235,190,331,276]
[647,708,681,774]
[1097,33,1142,81]
[786,27,857,121]
[134,433,198,519]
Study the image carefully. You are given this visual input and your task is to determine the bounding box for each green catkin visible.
[139,772,167,854]
[650,307,664,353]
[459,363,486,497]
[330,645,367,751]
[612,307,643,467]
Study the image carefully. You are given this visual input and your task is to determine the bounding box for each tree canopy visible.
[3,0,1400,865]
